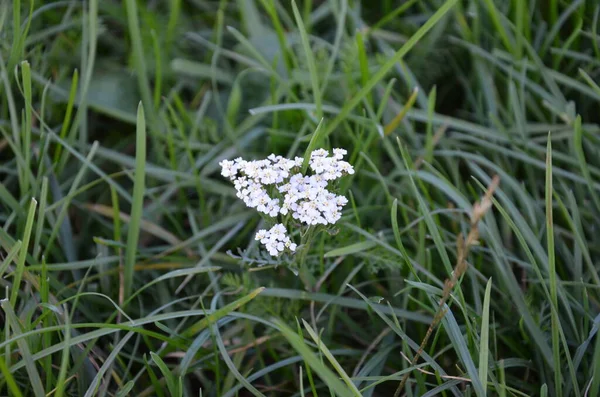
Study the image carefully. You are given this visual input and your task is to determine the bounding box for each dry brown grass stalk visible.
[395,175,500,396]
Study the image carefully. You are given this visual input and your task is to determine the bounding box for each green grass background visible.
[1,0,600,396]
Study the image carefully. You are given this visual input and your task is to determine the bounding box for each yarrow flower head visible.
[219,148,354,256]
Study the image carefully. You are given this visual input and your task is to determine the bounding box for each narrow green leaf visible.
[115,381,135,397]
[124,103,146,300]
[546,135,562,397]
[10,198,36,306]
[479,278,492,394]
[55,305,71,397]
[323,0,458,138]
[53,69,78,164]
[0,356,23,397]
[324,240,377,257]
[1,300,45,397]
[0,241,22,279]
[302,319,362,396]
[182,287,265,337]
[275,319,356,397]
[291,0,322,118]
[301,118,326,173]
[124,0,154,118]
[151,352,179,397]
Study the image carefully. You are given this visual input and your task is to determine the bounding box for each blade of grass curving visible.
[291,0,322,118]
[324,240,377,257]
[211,301,264,396]
[176,221,245,293]
[115,381,135,397]
[10,198,36,306]
[124,103,146,300]
[578,68,600,97]
[553,192,600,287]
[368,0,419,33]
[323,0,457,139]
[143,354,165,397]
[397,139,453,275]
[590,328,600,397]
[302,319,362,396]
[275,318,356,397]
[546,135,562,397]
[0,241,22,279]
[43,142,99,264]
[85,332,135,397]
[0,356,23,397]
[440,305,486,396]
[0,182,23,217]
[481,0,514,53]
[479,278,492,394]
[391,199,418,279]
[181,288,265,337]
[261,287,430,323]
[384,88,419,136]
[301,118,325,173]
[345,285,461,396]
[1,300,45,397]
[150,352,180,397]
[258,0,294,76]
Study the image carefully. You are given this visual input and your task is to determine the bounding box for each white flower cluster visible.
[255,224,297,256]
[219,148,354,256]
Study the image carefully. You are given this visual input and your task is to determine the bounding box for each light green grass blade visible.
[10,198,36,306]
[479,278,492,395]
[441,304,486,396]
[302,319,362,396]
[55,305,71,397]
[324,240,377,257]
[1,300,45,397]
[0,356,23,397]
[275,318,356,397]
[0,241,22,279]
[124,0,154,119]
[150,352,180,397]
[124,103,146,300]
[546,135,562,397]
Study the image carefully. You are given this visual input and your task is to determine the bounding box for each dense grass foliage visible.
[1,0,600,395]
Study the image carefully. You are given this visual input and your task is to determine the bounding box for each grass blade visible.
[478,278,492,394]
[291,0,322,119]
[302,319,362,396]
[124,103,146,300]
[1,300,45,397]
[323,0,457,138]
[10,198,36,306]
[275,318,356,397]
[546,135,562,397]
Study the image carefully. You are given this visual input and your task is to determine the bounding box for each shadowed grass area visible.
[1,0,599,396]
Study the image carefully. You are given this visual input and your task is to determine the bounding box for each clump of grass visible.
[1,0,599,396]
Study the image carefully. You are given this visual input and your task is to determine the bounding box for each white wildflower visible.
[220,148,354,256]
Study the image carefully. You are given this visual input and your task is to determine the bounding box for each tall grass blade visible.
[124,103,147,299]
